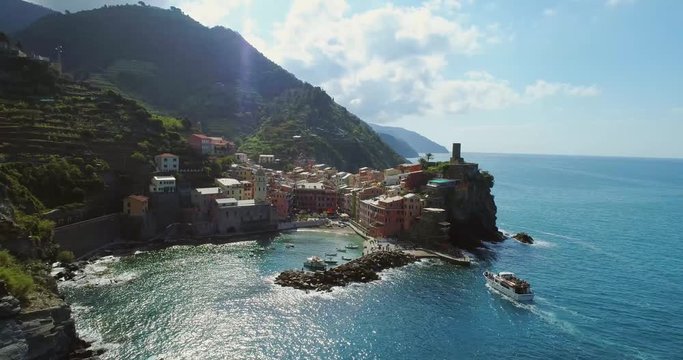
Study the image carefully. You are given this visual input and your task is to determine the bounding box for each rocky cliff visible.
[0,280,91,360]
[445,167,504,249]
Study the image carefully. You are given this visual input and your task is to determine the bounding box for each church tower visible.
[254,169,267,204]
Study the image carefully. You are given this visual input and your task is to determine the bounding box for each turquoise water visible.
[62,154,683,359]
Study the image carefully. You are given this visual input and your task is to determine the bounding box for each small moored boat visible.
[304,256,326,270]
[345,244,359,249]
[285,244,295,248]
[336,248,347,252]
[325,252,337,257]
[483,271,534,302]
[324,258,338,265]
[342,256,352,261]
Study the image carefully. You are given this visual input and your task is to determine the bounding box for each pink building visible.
[269,185,292,221]
[402,193,423,231]
[188,134,234,155]
[359,195,404,238]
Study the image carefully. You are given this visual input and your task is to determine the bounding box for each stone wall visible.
[54,213,121,258]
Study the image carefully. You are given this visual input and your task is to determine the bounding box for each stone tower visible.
[451,143,464,164]
[254,168,267,204]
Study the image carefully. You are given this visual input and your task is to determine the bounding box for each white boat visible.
[325,252,337,256]
[342,256,352,261]
[336,248,347,252]
[324,258,338,265]
[285,244,295,248]
[304,256,326,270]
[345,244,359,249]
[483,271,534,302]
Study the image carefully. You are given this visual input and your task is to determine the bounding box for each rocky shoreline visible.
[275,250,418,292]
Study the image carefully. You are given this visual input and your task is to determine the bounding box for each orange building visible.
[123,195,149,216]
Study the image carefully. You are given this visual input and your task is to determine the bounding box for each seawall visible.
[54,213,121,258]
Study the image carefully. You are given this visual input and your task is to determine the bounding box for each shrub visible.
[0,250,34,300]
[56,250,75,263]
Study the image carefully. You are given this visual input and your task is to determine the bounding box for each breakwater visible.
[275,250,418,292]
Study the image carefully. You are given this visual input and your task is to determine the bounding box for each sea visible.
[60,153,683,359]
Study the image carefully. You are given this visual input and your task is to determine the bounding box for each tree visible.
[425,153,433,162]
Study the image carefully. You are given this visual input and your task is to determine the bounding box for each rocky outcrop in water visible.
[513,232,534,244]
[275,251,418,292]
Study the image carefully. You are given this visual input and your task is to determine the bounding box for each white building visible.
[235,153,248,163]
[259,154,275,164]
[154,153,179,172]
[149,176,176,193]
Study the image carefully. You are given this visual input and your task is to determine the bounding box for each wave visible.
[58,255,138,288]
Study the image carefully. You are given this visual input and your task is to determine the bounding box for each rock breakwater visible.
[275,250,418,292]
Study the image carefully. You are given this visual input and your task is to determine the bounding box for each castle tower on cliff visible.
[450,143,464,164]
[254,168,267,204]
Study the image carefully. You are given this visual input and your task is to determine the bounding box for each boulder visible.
[513,232,534,244]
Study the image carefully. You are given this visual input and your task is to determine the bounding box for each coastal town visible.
[122,138,483,255]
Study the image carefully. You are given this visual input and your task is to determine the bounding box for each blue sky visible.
[30,0,683,158]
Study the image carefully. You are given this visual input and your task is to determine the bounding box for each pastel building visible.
[235,153,248,163]
[189,134,234,155]
[293,182,338,214]
[359,195,405,238]
[123,195,148,216]
[149,176,176,193]
[215,178,245,200]
[154,153,179,172]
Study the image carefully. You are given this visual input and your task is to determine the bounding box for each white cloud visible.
[250,0,600,122]
[543,8,557,17]
[175,0,251,27]
[525,80,600,99]
[605,0,635,8]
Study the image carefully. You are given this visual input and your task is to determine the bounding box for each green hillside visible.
[0,52,200,215]
[240,87,405,170]
[15,4,404,171]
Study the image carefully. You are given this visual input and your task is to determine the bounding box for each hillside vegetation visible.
[0,52,198,216]
[15,4,404,170]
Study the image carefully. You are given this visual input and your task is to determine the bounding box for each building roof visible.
[127,195,148,202]
[259,154,275,158]
[195,187,222,195]
[156,153,177,157]
[297,182,324,190]
[216,178,241,187]
[153,176,176,181]
[216,198,238,205]
[403,193,418,199]
[423,207,445,213]
[379,195,404,204]
[237,199,256,206]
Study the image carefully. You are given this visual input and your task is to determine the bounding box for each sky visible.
[28,0,683,158]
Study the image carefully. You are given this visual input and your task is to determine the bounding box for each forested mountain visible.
[376,133,419,158]
[15,4,404,170]
[369,123,449,154]
[0,0,55,34]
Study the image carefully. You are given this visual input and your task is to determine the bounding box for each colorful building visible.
[188,134,234,155]
[154,153,179,172]
[293,182,338,214]
[123,195,148,216]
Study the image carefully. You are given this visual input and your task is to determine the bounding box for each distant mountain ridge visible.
[14,4,404,171]
[368,123,448,155]
[0,0,55,34]
[376,132,419,158]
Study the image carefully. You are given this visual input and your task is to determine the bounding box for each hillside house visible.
[154,153,179,172]
[123,195,149,216]
[149,176,176,193]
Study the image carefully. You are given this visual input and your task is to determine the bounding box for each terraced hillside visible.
[0,53,201,213]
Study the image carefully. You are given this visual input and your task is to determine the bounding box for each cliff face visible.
[445,167,504,249]
[0,281,80,360]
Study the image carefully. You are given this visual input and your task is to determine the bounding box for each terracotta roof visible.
[127,195,148,202]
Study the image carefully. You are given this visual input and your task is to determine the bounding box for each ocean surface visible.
[61,153,683,359]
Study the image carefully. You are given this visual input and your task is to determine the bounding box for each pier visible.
[403,248,471,266]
